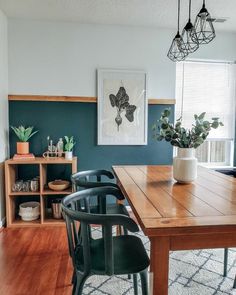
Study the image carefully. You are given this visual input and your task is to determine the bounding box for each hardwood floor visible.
[0,227,73,295]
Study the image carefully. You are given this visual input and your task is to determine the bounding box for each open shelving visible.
[5,157,77,227]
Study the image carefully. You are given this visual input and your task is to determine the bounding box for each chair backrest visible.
[62,186,139,276]
[71,169,119,191]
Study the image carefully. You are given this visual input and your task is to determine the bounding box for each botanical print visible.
[109,85,137,131]
[97,69,147,145]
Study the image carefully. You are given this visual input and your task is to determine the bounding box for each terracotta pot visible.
[17,142,29,155]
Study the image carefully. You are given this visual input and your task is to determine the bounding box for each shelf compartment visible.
[9,195,41,226]
[42,196,64,224]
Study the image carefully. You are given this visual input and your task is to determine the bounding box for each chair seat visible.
[76,235,149,275]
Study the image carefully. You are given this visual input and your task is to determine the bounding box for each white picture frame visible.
[97,69,148,145]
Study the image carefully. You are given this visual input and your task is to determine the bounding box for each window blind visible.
[175,61,236,140]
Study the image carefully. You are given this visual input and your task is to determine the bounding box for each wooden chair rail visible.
[8,94,176,105]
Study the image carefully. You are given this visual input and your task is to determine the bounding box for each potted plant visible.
[64,136,76,160]
[153,108,223,183]
[11,126,38,155]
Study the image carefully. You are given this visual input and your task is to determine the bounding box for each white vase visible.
[173,148,197,183]
[65,151,73,160]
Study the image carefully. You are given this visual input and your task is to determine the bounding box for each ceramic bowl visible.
[48,180,70,191]
[19,201,40,221]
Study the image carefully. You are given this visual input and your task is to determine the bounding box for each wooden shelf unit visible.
[5,157,77,227]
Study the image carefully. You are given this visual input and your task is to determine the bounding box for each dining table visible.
[112,165,236,295]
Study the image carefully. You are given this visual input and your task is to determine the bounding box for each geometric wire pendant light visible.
[181,0,199,54]
[193,0,216,44]
[167,0,188,62]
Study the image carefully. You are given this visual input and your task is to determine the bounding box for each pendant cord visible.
[189,0,191,20]
[203,0,205,7]
[177,0,180,32]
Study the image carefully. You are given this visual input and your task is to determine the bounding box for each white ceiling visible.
[0,0,235,32]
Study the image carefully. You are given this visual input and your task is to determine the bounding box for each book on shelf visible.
[13,153,35,160]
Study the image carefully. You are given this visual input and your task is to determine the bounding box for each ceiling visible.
[0,0,235,32]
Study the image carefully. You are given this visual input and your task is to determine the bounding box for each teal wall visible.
[9,101,174,171]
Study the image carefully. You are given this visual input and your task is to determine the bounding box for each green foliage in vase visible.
[11,126,38,142]
[152,108,223,148]
[64,136,76,152]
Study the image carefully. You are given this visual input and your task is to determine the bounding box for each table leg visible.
[150,236,170,295]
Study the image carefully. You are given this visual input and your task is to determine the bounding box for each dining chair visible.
[62,186,150,295]
[71,169,129,221]
[70,169,131,286]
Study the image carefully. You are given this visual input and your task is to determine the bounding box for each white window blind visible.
[175,60,236,166]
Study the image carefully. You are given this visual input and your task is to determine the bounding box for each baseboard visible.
[0,217,6,228]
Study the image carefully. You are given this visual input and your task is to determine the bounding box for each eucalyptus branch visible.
[153,108,223,149]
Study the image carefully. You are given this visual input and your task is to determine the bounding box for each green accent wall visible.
[9,101,174,171]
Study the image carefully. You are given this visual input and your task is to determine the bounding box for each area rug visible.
[82,227,236,295]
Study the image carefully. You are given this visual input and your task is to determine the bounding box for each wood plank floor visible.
[0,227,73,295]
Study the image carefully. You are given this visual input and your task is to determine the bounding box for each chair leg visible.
[233,275,236,289]
[133,273,138,295]
[223,248,228,277]
[74,273,88,295]
[140,270,148,295]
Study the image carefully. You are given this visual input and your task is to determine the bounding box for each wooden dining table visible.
[112,165,236,295]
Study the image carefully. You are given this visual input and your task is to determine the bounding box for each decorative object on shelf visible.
[11,125,38,155]
[57,138,64,157]
[193,0,216,44]
[97,69,148,145]
[11,177,39,192]
[43,136,65,158]
[19,201,40,221]
[167,0,215,62]
[48,180,70,191]
[13,153,35,160]
[51,199,62,219]
[181,0,199,54]
[64,136,75,160]
[167,0,187,62]
[153,108,223,183]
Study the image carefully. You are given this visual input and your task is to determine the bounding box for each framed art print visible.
[97,69,148,145]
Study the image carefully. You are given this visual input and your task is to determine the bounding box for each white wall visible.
[0,10,8,226]
[8,20,236,98]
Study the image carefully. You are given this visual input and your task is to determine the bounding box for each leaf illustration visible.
[109,94,117,107]
[125,105,136,122]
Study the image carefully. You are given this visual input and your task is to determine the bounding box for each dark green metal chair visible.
[71,169,129,219]
[62,187,150,295]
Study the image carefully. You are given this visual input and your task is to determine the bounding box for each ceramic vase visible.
[173,148,197,183]
[65,151,73,160]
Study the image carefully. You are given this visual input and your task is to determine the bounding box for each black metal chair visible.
[62,187,150,295]
[71,169,129,219]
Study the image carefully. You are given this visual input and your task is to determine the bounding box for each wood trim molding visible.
[8,95,176,105]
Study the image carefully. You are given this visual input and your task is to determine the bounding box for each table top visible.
[112,165,236,236]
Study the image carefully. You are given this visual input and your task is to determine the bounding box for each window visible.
[175,60,236,167]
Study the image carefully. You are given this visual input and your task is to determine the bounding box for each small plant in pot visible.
[64,136,76,160]
[153,108,223,183]
[11,126,38,155]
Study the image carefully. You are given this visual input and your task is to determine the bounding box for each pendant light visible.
[193,0,216,44]
[167,0,188,62]
[181,0,199,54]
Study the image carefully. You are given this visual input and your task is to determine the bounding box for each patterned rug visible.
[82,227,236,295]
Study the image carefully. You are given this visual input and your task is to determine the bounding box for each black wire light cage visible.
[167,0,188,62]
[167,0,215,62]
[192,0,216,44]
[181,0,199,54]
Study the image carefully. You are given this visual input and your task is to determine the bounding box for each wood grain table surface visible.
[112,165,236,295]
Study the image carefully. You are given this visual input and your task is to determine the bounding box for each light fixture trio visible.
[167,0,216,62]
